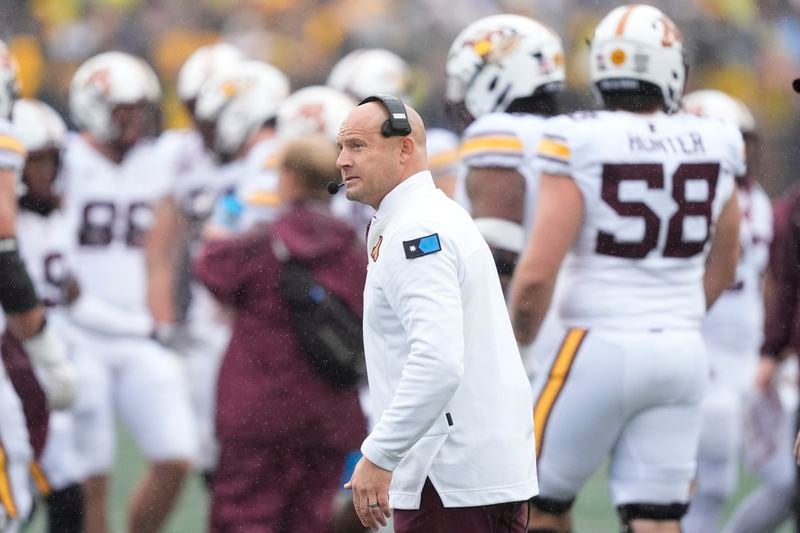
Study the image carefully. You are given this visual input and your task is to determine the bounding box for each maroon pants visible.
[393,479,528,533]
[210,439,344,533]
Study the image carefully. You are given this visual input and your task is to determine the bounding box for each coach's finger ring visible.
[368,503,380,509]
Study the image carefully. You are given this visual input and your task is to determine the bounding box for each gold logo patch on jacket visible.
[371,235,383,262]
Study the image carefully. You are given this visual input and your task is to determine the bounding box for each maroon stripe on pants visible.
[393,478,528,533]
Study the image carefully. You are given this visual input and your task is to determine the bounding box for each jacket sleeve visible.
[193,234,253,307]
[361,222,464,471]
[762,195,800,358]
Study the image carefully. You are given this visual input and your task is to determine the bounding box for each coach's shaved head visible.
[336,97,430,209]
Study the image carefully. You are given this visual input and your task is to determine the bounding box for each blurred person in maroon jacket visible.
[754,173,800,528]
[195,135,367,533]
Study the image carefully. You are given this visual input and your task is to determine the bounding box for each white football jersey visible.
[16,209,72,308]
[218,135,282,233]
[702,182,772,354]
[60,134,171,321]
[454,112,548,238]
[156,129,237,243]
[537,111,743,331]
[0,118,27,334]
[0,118,25,176]
[426,127,459,182]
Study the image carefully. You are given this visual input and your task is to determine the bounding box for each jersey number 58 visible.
[596,162,719,259]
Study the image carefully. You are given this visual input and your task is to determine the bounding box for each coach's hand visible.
[344,456,392,530]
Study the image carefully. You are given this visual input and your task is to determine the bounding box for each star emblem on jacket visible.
[403,234,441,259]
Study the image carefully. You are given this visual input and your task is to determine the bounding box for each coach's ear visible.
[398,135,415,164]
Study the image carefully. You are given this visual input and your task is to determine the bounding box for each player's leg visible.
[184,292,229,484]
[116,338,196,533]
[40,411,85,533]
[723,379,796,533]
[46,482,84,533]
[70,343,114,533]
[529,328,627,533]
[0,371,35,533]
[682,383,741,533]
[610,330,706,533]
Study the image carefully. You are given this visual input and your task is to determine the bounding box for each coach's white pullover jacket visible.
[361,171,538,509]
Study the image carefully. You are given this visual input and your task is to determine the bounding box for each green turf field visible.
[23,426,795,532]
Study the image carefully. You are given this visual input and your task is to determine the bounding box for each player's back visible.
[538,110,743,331]
[456,112,548,237]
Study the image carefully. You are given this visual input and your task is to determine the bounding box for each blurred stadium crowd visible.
[3,0,800,192]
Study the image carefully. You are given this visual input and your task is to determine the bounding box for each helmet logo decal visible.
[86,68,111,96]
[610,49,626,66]
[220,80,240,98]
[465,27,522,64]
[297,103,326,133]
[658,15,681,47]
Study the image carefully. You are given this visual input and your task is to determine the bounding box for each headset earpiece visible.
[358,94,412,137]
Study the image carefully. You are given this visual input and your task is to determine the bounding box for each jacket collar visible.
[374,170,435,222]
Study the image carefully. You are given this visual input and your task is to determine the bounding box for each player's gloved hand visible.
[152,322,193,354]
[22,321,76,410]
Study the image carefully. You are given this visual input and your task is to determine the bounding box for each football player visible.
[446,14,566,377]
[145,42,244,483]
[198,59,290,236]
[0,41,76,533]
[509,5,742,533]
[679,89,784,533]
[62,51,197,533]
[446,14,564,292]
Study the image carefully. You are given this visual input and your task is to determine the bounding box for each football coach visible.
[336,94,538,533]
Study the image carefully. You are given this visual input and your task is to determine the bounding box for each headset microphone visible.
[327,182,345,195]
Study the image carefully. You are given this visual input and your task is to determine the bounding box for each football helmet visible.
[682,89,755,133]
[327,48,411,101]
[0,40,19,119]
[194,60,289,159]
[590,4,686,112]
[277,85,355,144]
[446,14,565,119]
[177,42,245,104]
[69,51,161,142]
[11,99,67,152]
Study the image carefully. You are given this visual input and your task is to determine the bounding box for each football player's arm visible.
[0,166,46,338]
[509,173,583,345]
[145,196,186,325]
[65,279,154,337]
[704,190,740,310]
